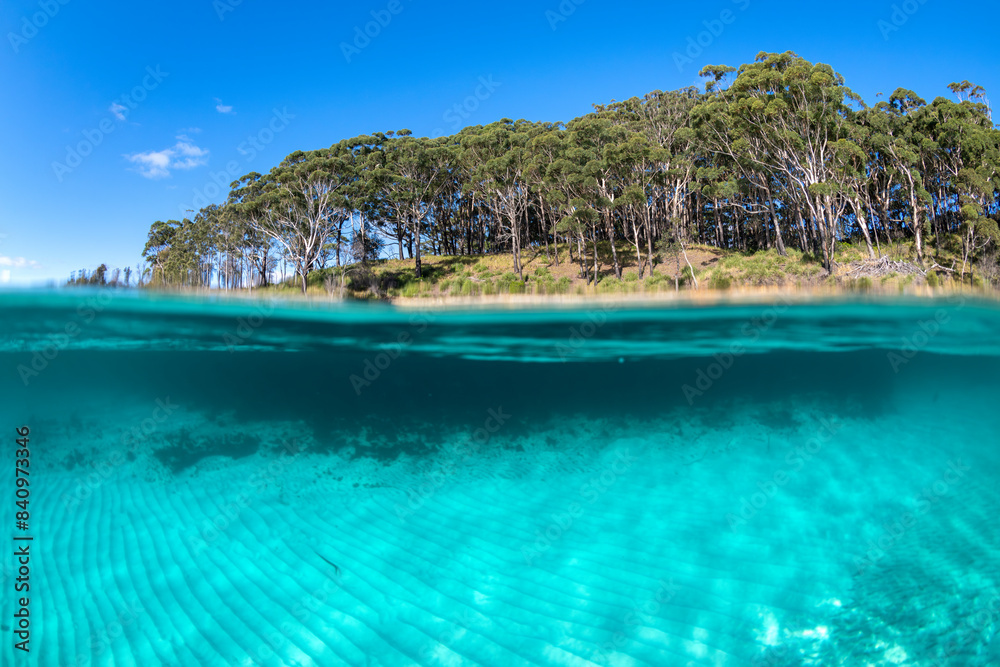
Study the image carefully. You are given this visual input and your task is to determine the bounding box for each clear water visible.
[2,291,999,666]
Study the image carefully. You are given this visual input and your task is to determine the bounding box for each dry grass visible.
[245,237,999,303]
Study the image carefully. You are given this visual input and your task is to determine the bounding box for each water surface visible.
[2,291,998,666]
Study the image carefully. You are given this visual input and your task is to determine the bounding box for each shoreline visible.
[11,282,997,311]
[385,284,999,310]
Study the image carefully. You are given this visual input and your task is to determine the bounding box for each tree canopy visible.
[140,52,1000,293]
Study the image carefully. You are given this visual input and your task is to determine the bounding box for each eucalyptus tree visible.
[463,119,534,279]
[136,51,1000,292]
[699,52,862,271]
[452,127,494,256]
[340,134,387,264]
[616,131,658,277]
[595,97,658,276]
[854,90,931,258]
[640,88,702,275]
[198,204,243,289]
[831,118,877,259]
[698,66,787,253]
[548,120,607,283]
[558,206,599,284]
[230,145,354,293]
[582,103,689,279]
[227,171,279,284]
[567,113,631,278]
[867,90,935,261]
[918,88,1000,277]
[371,130,452,278]
[542,130,594,276]
[141,217,211,286]
[525,122,566,264]
[141,220,179,285]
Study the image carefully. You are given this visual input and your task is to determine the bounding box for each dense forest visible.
[136,52,1000,293]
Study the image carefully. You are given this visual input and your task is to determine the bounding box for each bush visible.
[834,242,871,264]
[849,277,873,292]
[680,265,696,286]
[708,271,732,290]
[400,282,422,298]
[597,280,625,294]
[926,271,939,288]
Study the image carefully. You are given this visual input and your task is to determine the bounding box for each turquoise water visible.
[2,291,999,666]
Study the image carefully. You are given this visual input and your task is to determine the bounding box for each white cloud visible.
[214,97,234,114]
[127,149,173,178]
[126,136,209,179]
[0,270,9,284]
[0,256,40,268]
[109,102,128,121]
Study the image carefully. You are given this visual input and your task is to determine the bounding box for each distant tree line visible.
[137,51,1000,293]
[66,263,141,287]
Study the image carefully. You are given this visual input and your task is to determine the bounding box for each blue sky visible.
[1,0,997,285]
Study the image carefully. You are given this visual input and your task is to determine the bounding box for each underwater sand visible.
[2,292,999,666]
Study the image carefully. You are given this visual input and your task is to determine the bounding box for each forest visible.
[127,52,1000,294]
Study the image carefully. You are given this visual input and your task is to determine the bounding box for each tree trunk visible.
[646,213,655,277]
[909,189,924,265]
[552,214,560,266]
[538,194,550,263]
[606,213,622,279]
[766,186,787,256]
[818,200,834,274]
[414,216,422,279]
[674,246,680,292]
[592,227,600,285]
[630,215,644,279]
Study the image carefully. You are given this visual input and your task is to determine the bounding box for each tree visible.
[699,52,863,272]
[372,131,450,279]
[463,120,534,279]
[136,52,1000,293]
[231,146,353,293]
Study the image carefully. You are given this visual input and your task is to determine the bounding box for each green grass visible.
[845,277,874,292]
[255,235,997,300]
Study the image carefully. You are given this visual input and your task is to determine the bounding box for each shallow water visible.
[2,291,999,666]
